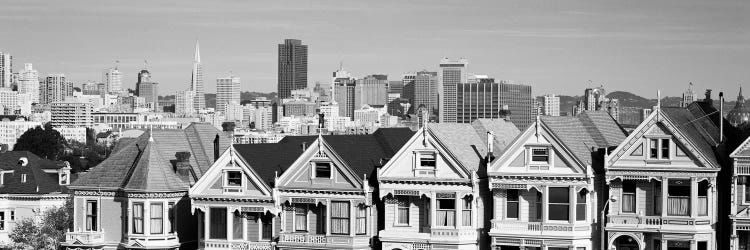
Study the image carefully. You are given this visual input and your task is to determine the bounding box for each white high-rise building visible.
[175,90,196,116]
[19,63,39,103]
[438,58,468,123]
[103,66,123,95]
[216,75,240,113]
[191,40,205,111]
[41,74,73,104]
[543,94,560,116]
[0,52,11,89]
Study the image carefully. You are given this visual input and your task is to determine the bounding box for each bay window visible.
[668,179,690,216]
[86,200,98,231]
[576,190,586,221]
[462,197,472,226]
[168,202,175,233]
[294,205,308,232]
[506,190,519,219]
[548,187,569,221]
[356,206,367,234]
[133,203,144,234]
[622,180,636,213]
[331,201,350,235]
[151,203,163,234]
[436,198,455,227]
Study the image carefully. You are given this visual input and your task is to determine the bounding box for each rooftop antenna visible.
[144,59,149,70]
[657,90,661,109]
[115,60,120,70]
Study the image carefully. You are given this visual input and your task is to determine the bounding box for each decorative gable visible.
[378,127,471,180]
[488,121,586,176]
[189,146,272,198]
[276,136,363,191]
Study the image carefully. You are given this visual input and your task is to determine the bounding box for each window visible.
[227,171,242,186]
[506,190,519,219]
[0,212,4,231]
[331,201,350,235]
[261,214,273,239]
[150,203,164,234]
[419,153,436,167]
[356,206,367,234]
[534,191,543,221]
[698,180,708,216]
[167,202,175,233]
[294,205,308,232]
[622,181,636,213]
[232,211,242,240]
[436,198,455,227]
[548,187,570,221]
[462,197,472,226]
[576,190,587,221]
[649,138,671,160]
[531,148,549,163]
[210,207,227,239]
[668,179,690,216]
[315,162,331,178]
[132,203,144,234]
[396,196,409,225]
[86,201,98,231]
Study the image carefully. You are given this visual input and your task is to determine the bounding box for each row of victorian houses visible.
[42,98,750,250]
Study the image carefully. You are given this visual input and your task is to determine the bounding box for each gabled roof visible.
[70,123,230,191]
[0,151,69,194]
[234,128,414,186]
[541,111,627,165]
[426,119,520,171]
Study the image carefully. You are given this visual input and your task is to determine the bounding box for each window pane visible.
[650,139,658,158]
[151,203,163,234]
[210,207,227,239]
[261,215,273,239]
[438,199,455,210]
[532,148,549,162]
[331,201,350,235]
[507,190,519,201]
[294,205,307,231]
[420,154,436,167]
[356,206,366,234]
[507,202,519,219]
[227,171,242,186]
[315,163,331,178]
[549,187,569,203]
[133,203,143,234]
[233,212,243,240]
[548,204,569,220]
[168,203,175,233]
[397,196,409,224]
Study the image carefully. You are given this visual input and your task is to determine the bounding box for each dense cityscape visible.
[0,1,749,250]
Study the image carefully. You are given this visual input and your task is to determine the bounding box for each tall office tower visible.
[278,39,308,99]
[414,71,439,118]
[40,74,73,104]
[388,81,403,95]
[216,75,241,113]
[355,74,388,108]
[333,79,356,118]
[543,94,560,116]
[135,69,158,110]
[681,82,698,107]
[401,72,416,86]
[175,90,196,116]
[456,78,501,123]
[103,66,122,94]
[82,81,100,95]
[438,58,468,123]
[0,52,12,89]
[191,40,205,111]
[499,81,534,130]
[19,63,39,103]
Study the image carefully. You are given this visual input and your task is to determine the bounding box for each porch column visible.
[661,238,667,250]
[542,186,549,223]
[691,177,698,217]
[455,192,462,228]
[662,178,669,217]
[430,192,437,228]
[325,200,331,236]
[349,201,356,236]
[709,179,716,219]
[227,206,233,240]
[144,201,150,236]
[204,208,211,239]
[569,187,576,224]
[690,239,697,250]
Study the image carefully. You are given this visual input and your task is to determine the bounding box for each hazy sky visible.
[0,0,748,98]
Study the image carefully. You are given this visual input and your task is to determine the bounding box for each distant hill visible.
[160,91,279,109]
[540,90,736,115]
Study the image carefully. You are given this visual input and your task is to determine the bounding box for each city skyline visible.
[0,0,748,98]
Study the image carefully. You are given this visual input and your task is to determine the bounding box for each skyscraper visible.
[414,70,438,118]
[278,39,308,99]
[333,79,356,118]
[136,69,158,110]
[103,66,122,95]
[0,52,11,89]
[216,75,240,113]
[40,74,73,104]
[355,74,388,109]
[499,80,534,130]
[543,94,560,116]
[456,78,502,123]
[439,58,468,123]
[19,63,39,103]
[175,90,196,116]
[191,40,205,110]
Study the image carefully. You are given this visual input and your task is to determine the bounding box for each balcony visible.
[64,231,105,246]
[278,233,370,249]
[201,240,274,250]
[606,214,712,230]
[430,228,479,242]
[489,220,591,237]
[125,234,180,248]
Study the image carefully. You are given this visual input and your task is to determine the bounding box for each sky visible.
[0,0,748,98]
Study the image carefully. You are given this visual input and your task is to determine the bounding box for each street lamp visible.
[601,195,618,250]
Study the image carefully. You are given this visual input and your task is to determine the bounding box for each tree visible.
[14,125,66,160]
[9,200,72,250]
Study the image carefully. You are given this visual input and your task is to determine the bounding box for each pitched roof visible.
[541,111,627,165]
[235,128,415,185]
[660,107,721,167]
[70,123,229,191]
[427,119,520,171]
[0,151,69,194]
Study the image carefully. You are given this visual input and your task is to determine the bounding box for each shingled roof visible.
[234,128,415,185]
[427,119,520,171]
[541,111,627,165]
[0,151,69,194]
[660,107,721,167]
[70,123,230,192]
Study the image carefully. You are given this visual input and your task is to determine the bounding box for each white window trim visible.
[526,145,553,170]
[311,161,334,180]
[505,189,520,220]
[292,204,310,232]
[646,136,672,161]
[394,196,410,226]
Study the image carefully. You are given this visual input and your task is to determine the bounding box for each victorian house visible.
[191,128,413,250]
[488,111,626,250]
[377,119,519,250]
[604,106,722,250]
[730,136,750,250]
[0,151,72,247]
[62,123,231,250]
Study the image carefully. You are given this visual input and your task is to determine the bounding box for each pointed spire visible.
[740,86,744,99]
[194,40,201,63]
[657,89,661,110]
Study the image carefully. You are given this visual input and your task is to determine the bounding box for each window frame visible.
[576,190,587,221]
[167,202,175,233]
[150,202,164,234]
[0,212,5,231]
[132,202,144,234]
[226,171,243,187]
[396,196,410,226]
[462,197,472,227]
[418,153,437,168]
[548,187,570,221]
[436,198,456,227]
[356,205,367,235]
[209,207,228,240]
[313,162,332,179]
[294,204,309,232]
[506,189,519,219]
[86,200,98,231]
[647,137,671,160]
[330,201,350,235]
[621,180,637,213]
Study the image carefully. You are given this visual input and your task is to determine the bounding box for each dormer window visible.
[419,153,436,168]
[314,162,331,179]
[226,171,242,186]
[648,138,671,160]
[531,148,550,163]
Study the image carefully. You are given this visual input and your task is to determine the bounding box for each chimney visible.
[174,151,193,183]
[486,131,495,161]
[213,134,220,161]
